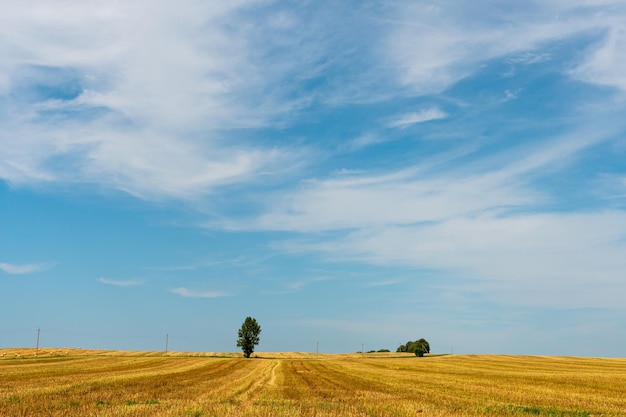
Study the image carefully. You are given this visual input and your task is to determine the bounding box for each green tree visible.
[413,338,430,357]
[397,338,430,357]
[236,316,261,358]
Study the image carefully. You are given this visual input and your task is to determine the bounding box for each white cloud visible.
[302,211,626,310]
[572,26,626,91]
[1,0,625,202]
[344,133,385,151]
[502,89,521,102]
[387,108,448,129]
[170,287,230,298]
[508,52,552,65]
[227,122,614,234]
[0,262,51,274]
[386,2,626,94]
[226,121,626,310]
[97,277,142,287]
[364,280,400,288]
[285,276,330,293]
[244,171,535,232]
[0,0,304,199]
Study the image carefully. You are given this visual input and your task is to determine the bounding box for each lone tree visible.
[236,316,261,358]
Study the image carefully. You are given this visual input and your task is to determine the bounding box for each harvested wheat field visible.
[1,349,625,416]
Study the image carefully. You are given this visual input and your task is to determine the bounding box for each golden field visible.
[1,348,625,416]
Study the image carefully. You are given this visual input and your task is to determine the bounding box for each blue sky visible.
[1,0,626,356]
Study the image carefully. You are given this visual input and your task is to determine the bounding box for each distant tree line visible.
[397,338,430,357]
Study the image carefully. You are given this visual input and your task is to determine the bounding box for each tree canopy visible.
[236,316,261,358]
[397,338,430,357]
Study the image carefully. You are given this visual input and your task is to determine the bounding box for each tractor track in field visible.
[230,359,279,406]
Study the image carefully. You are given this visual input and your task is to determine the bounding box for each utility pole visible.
[361,343,364,356]
[316,341,318,357]
[165,334,169,355]
[35,328,40,357]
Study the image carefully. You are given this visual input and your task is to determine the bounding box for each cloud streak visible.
[98,277,143,287]
[170,287,230,298]
[0,262,51,274]
[388,108,448,129]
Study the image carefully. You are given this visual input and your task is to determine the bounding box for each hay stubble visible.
[1,349,625,416]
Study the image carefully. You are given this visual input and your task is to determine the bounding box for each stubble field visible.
[1,348,625,416]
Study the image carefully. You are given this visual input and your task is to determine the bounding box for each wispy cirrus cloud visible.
[284,276,330,293]
[221,117,618,234]
[0,0,309,199]
[227,116,626,310]
[386,1,626,94]
[303,211,626,307]
[387,108,448,129]
[1,1,625,313]
[1,0,626,357]
[0,262,52,274]
[2,0,626,202]
[170,287,230,298]
[97,277,143,287]
[364,280,401,288]
[572,24,626,91]
[344,133,385,151]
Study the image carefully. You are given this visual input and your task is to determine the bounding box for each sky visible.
[1,0,625,357]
